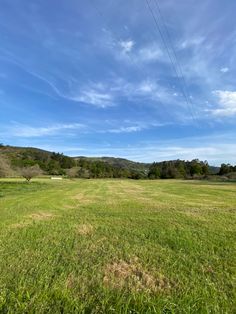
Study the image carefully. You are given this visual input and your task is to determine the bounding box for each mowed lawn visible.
[0,179,235,313]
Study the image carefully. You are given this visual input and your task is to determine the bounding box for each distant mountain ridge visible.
[0,145,151,177]
[74,156,149,172]
[0,144,221,178]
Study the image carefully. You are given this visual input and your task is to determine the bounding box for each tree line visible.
[218,163,236,175]
[148,159,209,179]
[0,145,235,180]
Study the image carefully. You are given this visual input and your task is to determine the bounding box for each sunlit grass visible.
[0,178,235,313]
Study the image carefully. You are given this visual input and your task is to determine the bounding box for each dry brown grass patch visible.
[181,211,207,222]
[77,223,94,235]
[66,273,76,289]
[108,183,145,194]
[28,212,56,221]
[10,212,56,228]
[103,258,171,293]
[202,264,214,274]
[11,221,31,229]
[73,193,99,205]
[64,204,76,209]
[66,274,88,296]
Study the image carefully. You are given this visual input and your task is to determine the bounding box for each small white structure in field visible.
[51,176,63,180]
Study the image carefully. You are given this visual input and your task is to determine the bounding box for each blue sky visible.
[0,0,236,165]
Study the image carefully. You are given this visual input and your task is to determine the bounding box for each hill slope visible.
[0,145,150,177]
[0,145,222,178]
[74,156,149,172]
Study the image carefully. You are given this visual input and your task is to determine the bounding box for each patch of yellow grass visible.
[73,193,100,205]
[103,258,171,293]
[77,223,94,235]
[28,212,56,220]
[106,183,152,204]
[10,212,56,228]
[178,209,208,221]
[10,221,31,229]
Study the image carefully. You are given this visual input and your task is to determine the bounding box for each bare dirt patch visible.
[103,258,171,293]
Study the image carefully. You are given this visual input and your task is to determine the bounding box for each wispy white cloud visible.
[13,131,236,165]
[131,143,236,165]
[0,52,114,108]
[0,47,197,121]
[71,88,114,108]
[100,29,164,64]
[109,126,142,133]
[24,139,236,165]
[0,51,66,98]
[135,80,163,98]
[209,90,236,117]
[179,36,205,49]
[135,44,163,62]
[2,123,85,138]
[137,80,156,93]
[123,78,177,104]
[119,40,135,53]
[172,5,235,87]
[117,41,164,64]
[62,140,236,166]
[220,67,229,73]
[70,78,181,110]
[133,80,185,109]
[102,119,170,134]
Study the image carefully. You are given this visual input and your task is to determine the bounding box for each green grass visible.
[0,179,235,313]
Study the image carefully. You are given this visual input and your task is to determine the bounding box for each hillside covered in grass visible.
[0,145,149,178]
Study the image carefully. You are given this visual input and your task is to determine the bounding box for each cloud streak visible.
[220,67,229,73]
[210,90,236,117]
[1,123,85,138]
[120,40,135,53]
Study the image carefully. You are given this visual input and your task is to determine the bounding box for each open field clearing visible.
[0,179,235,313]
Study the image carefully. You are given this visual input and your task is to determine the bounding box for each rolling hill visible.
[0,144,222,178]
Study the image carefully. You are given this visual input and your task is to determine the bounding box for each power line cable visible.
[153,0,197,120]
[145,0,196,122]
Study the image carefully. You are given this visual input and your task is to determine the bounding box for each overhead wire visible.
[153,0,197,120]
[145,0,197,122]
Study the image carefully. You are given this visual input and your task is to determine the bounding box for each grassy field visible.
[0,179,235,313]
